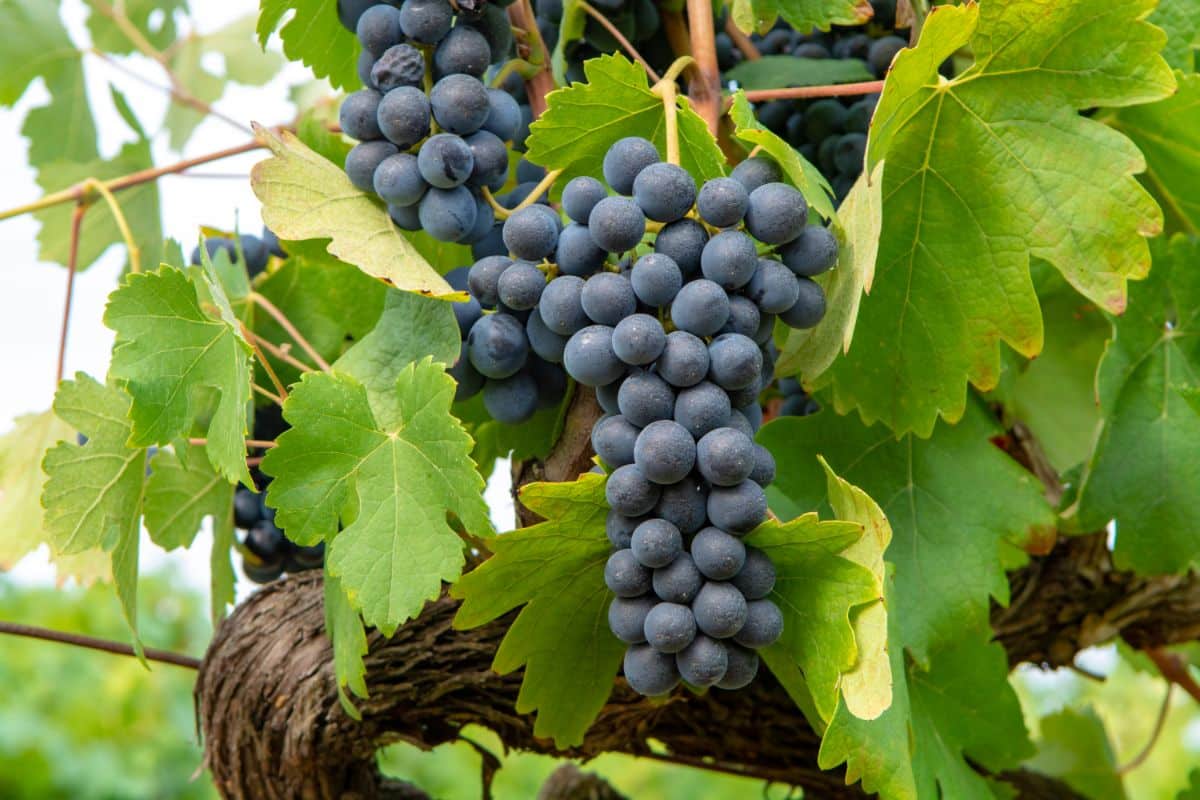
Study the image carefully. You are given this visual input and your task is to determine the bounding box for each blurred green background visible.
[2,569,1199,799]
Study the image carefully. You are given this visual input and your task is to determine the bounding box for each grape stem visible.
[511,168,563,213]
[250,331,320,375]
[723,18,761,61]
[188,437,277,450]
[0,620,200,670]
[251,384,285,406]
[684,0,722,135]
[1147,647,1200,704]
[652,58,694,167]
[577,1,661,83]
[82,178,142,274]
[740,80,886,103]
[241,323,290,401]
[248,292,332,373]
[1116,681,1173,775]
[57,204,87,387]
[508,0,554,118]
[480,187,512,221]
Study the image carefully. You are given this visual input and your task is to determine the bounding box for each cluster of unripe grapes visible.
[446,138,838,694]
[338,0,532,244]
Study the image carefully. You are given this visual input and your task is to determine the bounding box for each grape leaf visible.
[1106,71,1200,236]
[728,91,836,222]
[812,0,1173,437]
[452,474,624,748]
[258,0,359,91]
[40,375,147,653]
[1025,707,1127,800]
[325,569,370,717]
[1151,0,1200,73]
[105,266,253,486]
[819,624,1031,800]
[1180,769,1200,800]
[144,444,235,559]
[262,364,492,634]
[550,0,586,86]
[746,512,879,722]
[760,399,1053,662]
[83,0,184,54]
[725,56,873,91]
[729,0,873,37]
[1076,234,1200,574]
[250,126,457,298]
[454,394,564,478]
[0,410,73,568]
[524,54,726,189]
[778,163,883,378]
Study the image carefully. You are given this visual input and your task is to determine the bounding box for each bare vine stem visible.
[684,0,722,135]
[723,18,761,61]
[653,58,696,167]
[0,620,200,670]
[1117,682,1173,774]
[250,333,320,375]
[57,204,87,386]
[188,437,277,450]
[741,80,885,103]
[508,0,554,117]
[242,323,290,401]
[248,292,332,372]
[512,169,563,212]
[577,1,661,82]
[1147,647,1200,704]
[83,178,142,274]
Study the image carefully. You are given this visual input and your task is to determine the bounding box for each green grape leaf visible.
[334,288,461,425]
[1106,71,1200,236]
[729,91,836,221]
[325,569,370,717]
[550,0,586,86]
[262,364,492,634]
[1180,769,1200,800]
[250,126,457,298]
[1151,0,1200,73]
[760,399,1053,662]
[525,54,726,188]
[813,0,1173,437]
[144,444,234,552]
[778,163,883,378]
[105,267,253,486]
[41,375,147,653]
[452,474,624,748]
[83,0,184,54]
[1025,708,1127,800]
[258,0,359,91]
[725,56,873,91]
[746,513,879,722]
[819,624,1032,800]
[254,252,388,386]
[454,393,564,478]
[210,506,237,625]
[730,0,873,37]
[1076,234,1200,574]
[0,410,73,567]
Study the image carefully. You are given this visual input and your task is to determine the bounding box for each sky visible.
[0,0,514,593]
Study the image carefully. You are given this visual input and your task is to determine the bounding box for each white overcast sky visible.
[0,0,513,590]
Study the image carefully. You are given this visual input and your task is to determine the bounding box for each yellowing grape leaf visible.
[251,126,457,298]
[0,410,73,567]
[813,0,1173,437]
[262,363,492,634]
[452,474,623,748]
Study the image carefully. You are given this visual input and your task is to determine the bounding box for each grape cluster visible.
[189,227,286,277]
[533,0,674,85]
[447,140,838,693]
[338,0,528,245]
[777,376,820,417]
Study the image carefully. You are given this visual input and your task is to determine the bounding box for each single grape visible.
[233,488,261,529]
[734,599,784,649]
[592,414,639,468]
[539,275,589,335]
[563,324,624,386]
[869,35,906,77]
[373,153,427,206]
[612,313,666,366]
[732,548,776,599]
[450,286,482,338]
[643,602,697,653]
[607,510,642,549]
[246,520,287,561]
[417,133,474,188]
[630,253,682,307]
[653,552,703,604]
[580,272,637,326]
[696,427,756,487]
[654,218,708,277]
[388,201,421,230]
[483,371,539,423]
[589,196,646,253]
[656,331,709,388]
[676,634,728,687]
[779,277,827,329]
[696,177,749,228]
[726,408,754,438]
[670,279,730,337]
[692,581,749,639]
[674,381,732,439]
[339,89,383,141]
[433,24,490,77]
[481,89,522,141]
[633,420,696,485]
[346,140,399,192]
[497,261,546,310]
[631,518,683,569]
[449,343,485,401]
[471,224,506,260]
[418,185,478,242]
[430,74,490,135]
[653,476,707,536]
[338,0,379,32]
[562,176,608,224]
[785,111,806,147]
[707,479,767,534]
[555,223,607,277]
[716,643,759,690]
[624,644,680,695]
[606,463,662,517]
[467,255,511,306]
[261,226,286,258]
[617,370,674,427]
[749,445,775,487]
[398,0,453,43]
[605,548,652,597]
[464,130,508,188]
[596,378,621,414]
[756,99,791,132]
[239,236,268,276]
[525,307,567,363]
[289,542,326,571]
[356,4,403,57]
[707,333,763,391]
[243,558,284,584]
[377,86,431,148]
[834,132,867,175]
[805,98,848,141]
[845,96,878,134]
[719,295,761,338]
[691,527,747,580]
[700,230,759,290]
[371,43,425,93]
[608,595,656,643]
[632,162,696,223]
[466,312,527,378]
[502,206,559,261]
[779,226,838,277]
[730,156,782,193]
[465,4,514,64]
[603,136,660,195]
[744,183,807,245]
[833,32,872,60]
[745,258,801,315]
